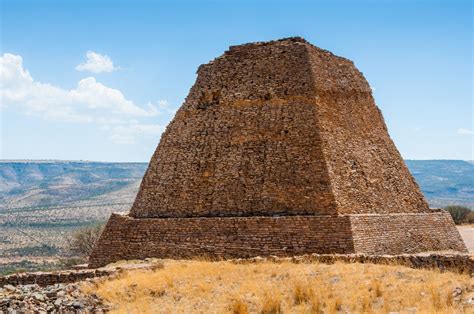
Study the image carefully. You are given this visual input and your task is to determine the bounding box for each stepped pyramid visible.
[90,37,466,267]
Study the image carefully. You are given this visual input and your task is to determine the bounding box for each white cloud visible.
[457,128,474,135]
[70,77,159,116]
[109,124,165,144]
[75,51,117,73]
[0,53,169,143]
[1,53,158,120]
[1,53,90,122]
[156,100,177,115]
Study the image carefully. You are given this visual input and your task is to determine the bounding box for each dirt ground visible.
[458,225,474,253]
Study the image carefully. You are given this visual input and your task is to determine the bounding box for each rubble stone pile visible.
[0,282,109,313]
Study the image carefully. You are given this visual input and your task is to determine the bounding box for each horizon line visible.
[0,158,472,164]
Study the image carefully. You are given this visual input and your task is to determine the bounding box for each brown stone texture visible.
[89,213,353,268]
[349,212,467,254]
[0,269,114,287]
[89,212,467,268]
[90,37,467,267]
[130,37,427,218]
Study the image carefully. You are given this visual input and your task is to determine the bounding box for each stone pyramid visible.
[89,37,466,267]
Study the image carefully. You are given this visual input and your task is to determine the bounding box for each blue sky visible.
[1,0,472,162]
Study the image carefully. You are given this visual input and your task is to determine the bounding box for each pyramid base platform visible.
[88,211,467,268]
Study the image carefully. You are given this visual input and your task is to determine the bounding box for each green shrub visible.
[444,205,472,224]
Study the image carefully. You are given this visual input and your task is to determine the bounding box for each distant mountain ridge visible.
[0,160,473,210]
[405,160,474,208]
[0,161,147,210]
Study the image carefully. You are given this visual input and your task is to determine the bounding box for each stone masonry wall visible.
[130,37,429,218]
[350,211,468,254]
[131,38,338,218]
[314,92,429,214]
[0,269,114,288]
[89,212,467,268]
[304,45,428,214]
[89,213,353,268]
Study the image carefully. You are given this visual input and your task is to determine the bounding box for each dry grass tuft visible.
[81,259,473,313]
[308,293,322,314]
[292,281,312,305]
[231,298,249,314]
[260,292,282,314]
[370,278,383,297]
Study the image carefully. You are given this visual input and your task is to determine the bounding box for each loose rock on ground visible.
[0,281,109,313]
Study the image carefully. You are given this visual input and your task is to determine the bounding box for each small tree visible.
[466,211,474,224]
[67,224,104,256]
[444,205,472,224]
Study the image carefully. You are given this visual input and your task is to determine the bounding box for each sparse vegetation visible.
[81,260,472,313]
[292,281,312,305]
[67,224,104,256]
[4,245,59,257]
[466,211,474,224]
[0,258,84,276]
[0,161,144,265]
[260,293,282,314]
[444,205,472,224]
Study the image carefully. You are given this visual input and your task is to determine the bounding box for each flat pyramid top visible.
[130,37,429,218]
[197,36,371,99]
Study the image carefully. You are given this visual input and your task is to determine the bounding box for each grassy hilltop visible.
[81,259,473,313]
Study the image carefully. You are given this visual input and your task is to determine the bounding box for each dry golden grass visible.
[231,298,249,314]
[82,260,473,313]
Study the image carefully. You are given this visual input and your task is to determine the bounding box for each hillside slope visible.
[405,160,474,208]
[0,161,147,263]
[0,161,147,210]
